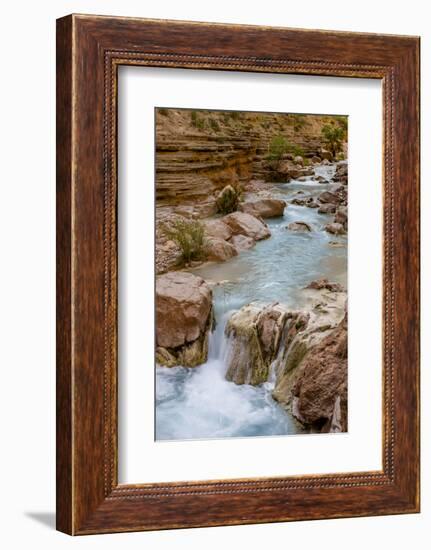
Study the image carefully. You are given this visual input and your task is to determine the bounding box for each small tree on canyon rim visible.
[321,124,345,158]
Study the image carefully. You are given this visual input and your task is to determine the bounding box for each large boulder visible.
[225,303,292,385]
[291,313,348,432]
[271,294,347,424]
[239,198,286,218]
[204,218,232,241]
[318,191,342,205]
[155,272,213,367]
[230,234,256,252]
[223,211,271,241]
[206,238,237,262]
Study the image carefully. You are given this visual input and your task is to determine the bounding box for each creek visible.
[155,164,347,440]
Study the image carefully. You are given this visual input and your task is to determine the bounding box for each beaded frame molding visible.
[56,14,420,535]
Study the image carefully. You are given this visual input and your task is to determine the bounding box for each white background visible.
[119,67,382,483]
[0,0,428,548]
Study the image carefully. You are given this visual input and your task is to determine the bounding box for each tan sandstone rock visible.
[204,218,232,241]
[156,272,213,367]
[225,303,290,386]
[230,234,256,252]
[206,238,238,262]
[325,222,346,235]
[291,313,348,432]
[287,221,312,232]
[223,211,271,241]
[239,198,286,218]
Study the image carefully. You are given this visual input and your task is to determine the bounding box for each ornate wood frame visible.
[56,14,420,535]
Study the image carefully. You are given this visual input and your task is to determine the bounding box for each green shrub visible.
[292,114,307,131]
[216,185,239,214]
[190,111,205,129]
[229,111,241,120]
[162,219,206,264]
[288,144,305,158]
[266,135,289,161]
[209,117,220,132]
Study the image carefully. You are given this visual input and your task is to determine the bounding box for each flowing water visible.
[155,165,347,441]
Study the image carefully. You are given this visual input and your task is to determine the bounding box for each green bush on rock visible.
[216,185,240,214]
[162,218,206,264]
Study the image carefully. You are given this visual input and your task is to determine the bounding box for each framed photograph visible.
[56,14,420,534]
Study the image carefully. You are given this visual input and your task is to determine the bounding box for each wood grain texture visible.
[56,14,420,535]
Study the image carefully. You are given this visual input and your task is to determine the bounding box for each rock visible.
[320,150,333,161]
[230,234,256,251]
[305,197,319,208]
[305,278,344,292]
[225,303,291,385]
[173,205,196,218]
[239,198,286,218]
[333,185,348,204]
[206,238,238,262]
[290,313,348,431]
[314,175,328,183]
[294,155,304,166]
[223,211,271,240]
[194,199,218,218]
[290,198,306,206]
[204,218,232,241]
[333,162,348,183]
[311,156,322,164]
[271,295,347,416]
[156,272,213,366]
[322,159,330,166]
[287,221,312,232]
[318,191,342,204]
[244,179,268,193]
[334,206,348,225]
[275,162,314,180]
[296,176,308,182]
[155,347,177,367]
[325,222,346,235]
[318,203,336,214]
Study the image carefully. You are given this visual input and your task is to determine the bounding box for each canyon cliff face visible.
[156,108,347,206]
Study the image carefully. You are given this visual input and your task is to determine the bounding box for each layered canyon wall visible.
[155,108,347,206]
